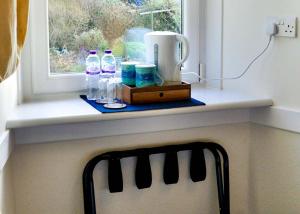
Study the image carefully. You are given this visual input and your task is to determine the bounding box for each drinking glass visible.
[104,77,126,109]
[97,76,108,104]
[107,78,116,104]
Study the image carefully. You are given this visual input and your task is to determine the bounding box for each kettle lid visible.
[145,31,178,36]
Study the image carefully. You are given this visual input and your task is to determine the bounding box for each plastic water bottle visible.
[86,50,100,100]
[98,50,116,103]
[101,50,116,75]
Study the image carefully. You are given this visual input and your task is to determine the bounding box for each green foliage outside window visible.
[48,0,181,74]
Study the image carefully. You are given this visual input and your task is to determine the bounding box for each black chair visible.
[83,142,230,214]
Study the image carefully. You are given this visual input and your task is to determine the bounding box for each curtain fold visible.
[0,0,29,82]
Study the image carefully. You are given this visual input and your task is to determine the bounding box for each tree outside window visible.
[48,0,182,74]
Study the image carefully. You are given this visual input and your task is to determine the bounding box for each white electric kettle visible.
[144,31,189,83]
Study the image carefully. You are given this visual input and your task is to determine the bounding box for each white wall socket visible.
[267,16,297,38]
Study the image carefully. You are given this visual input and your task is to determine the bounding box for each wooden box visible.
[121,82,191,104]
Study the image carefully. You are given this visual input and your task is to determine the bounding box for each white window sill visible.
[7,85,273,144]
[7,84,273,129]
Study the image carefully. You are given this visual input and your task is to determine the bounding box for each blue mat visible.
[80,95,205,113]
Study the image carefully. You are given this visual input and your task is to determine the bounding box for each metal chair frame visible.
[83,142,230,214]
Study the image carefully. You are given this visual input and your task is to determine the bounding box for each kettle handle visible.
[175,34,189,74]
[173,34,190,79]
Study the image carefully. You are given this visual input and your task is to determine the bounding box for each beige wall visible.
[0,73,18,214]
[12,124,251,214]
[0,160,15,214]
[249,125,300,214]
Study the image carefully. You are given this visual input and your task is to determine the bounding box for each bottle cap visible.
[104,50,112,54]
[89,50,97,54]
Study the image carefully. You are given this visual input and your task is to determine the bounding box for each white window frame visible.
[25,0,85,94]
[22,0,208,95]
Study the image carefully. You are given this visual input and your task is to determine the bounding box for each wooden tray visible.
[121,82,191,104]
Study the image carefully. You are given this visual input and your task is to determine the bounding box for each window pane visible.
[48,0,182,74]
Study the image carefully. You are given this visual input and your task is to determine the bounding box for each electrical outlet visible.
[267,16,297,38]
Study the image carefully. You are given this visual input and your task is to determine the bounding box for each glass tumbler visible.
[104,77,126,109]
[97,74,109,104]
[107,77,116,104]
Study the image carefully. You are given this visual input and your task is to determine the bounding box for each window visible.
[48,0,182,75]
[23,0,202,94]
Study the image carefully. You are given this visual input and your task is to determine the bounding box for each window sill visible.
[8,84,272,129]
[7,84,273,144]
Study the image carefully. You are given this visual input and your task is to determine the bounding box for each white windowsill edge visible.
[251,106,300,134]
[0,131,13,171]
[7,84,275,144]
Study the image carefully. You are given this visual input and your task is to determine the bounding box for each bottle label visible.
[86,70,100,75]
[102,65,116,73]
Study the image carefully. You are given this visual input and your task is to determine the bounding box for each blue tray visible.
[80,95,205,113]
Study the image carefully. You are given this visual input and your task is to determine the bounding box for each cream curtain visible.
[0,0,29,82]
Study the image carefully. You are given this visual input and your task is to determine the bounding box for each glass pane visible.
[48,0,182,74]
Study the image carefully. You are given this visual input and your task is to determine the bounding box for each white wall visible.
[0,73,18,214]
[205,0,223,87]
[0,73,18,135]
[9,1,300,214]
[222,0,300,109]
[11,121,300,214]
[12,124,251,214]
[218,2,300,212]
